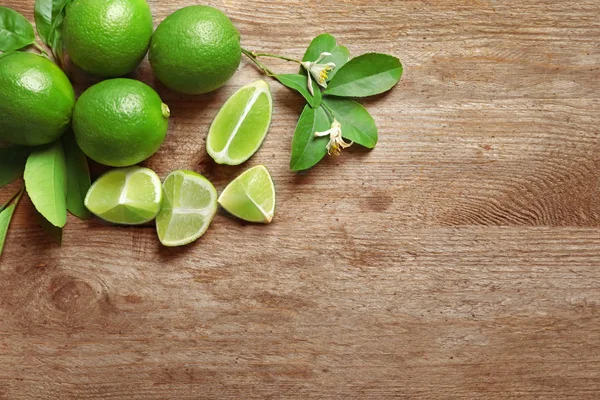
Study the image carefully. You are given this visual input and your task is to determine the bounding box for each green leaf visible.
[275,74,322,108]
[325,53,402,97]
[290,105,331,171]
[323,97,378,148]
[0,7,35,52]
[46,0,69,66]
[24,141,68,228]
[303,34,336,63]
[34,0,69,45]
[63,133,91,220]
[48,25,65,66]
[0,204,17,256]
[325,45,350,81]
[0,145,31,188]
[0,187,24,258]
[35,207,62,245]
[301,33,350,81]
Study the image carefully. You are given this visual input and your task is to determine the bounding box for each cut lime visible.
[206,80,272,165]
[84,166,162,225]
[156,170,218,246]
[218,165,275,223]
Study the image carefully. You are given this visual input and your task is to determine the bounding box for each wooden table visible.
[1,0,599,398]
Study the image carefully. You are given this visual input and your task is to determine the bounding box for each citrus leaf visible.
[48,25,65,67]
[0,145,31,188]
[323,97,378,148]
[275,74,322,108]
[302,33,336,63]
[0,7,35,52]
[63,133,91,220]
[325,53,402,97]
[300,33,350,81]
[0,187,24,258]
[325,45,350,81]
[34,0,69,45]
[290,105,330,172]
[24,141,67,228]
[44,0,69,66]
[0,204,17,256]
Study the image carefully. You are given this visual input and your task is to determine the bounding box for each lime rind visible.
[84,167,162,225]
[218,165,275,224]
[155,170,218,247]
[206,80,272,165]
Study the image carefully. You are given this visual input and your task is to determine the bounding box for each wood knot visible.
[50,276,100,314]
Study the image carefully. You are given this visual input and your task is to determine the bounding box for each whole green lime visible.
[63,0,153,77]
[149,6,241,95]
[0,52,74,146]
[73,79,170,167]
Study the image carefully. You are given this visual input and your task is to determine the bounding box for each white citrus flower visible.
[314,119,352,156]
[301,52,336,95]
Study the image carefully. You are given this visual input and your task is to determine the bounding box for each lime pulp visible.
[155,170,218,246]
[84,166,162,225]
[218,165,275,224]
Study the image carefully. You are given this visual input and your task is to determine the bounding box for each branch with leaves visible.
[242,34,403,171]
[0,1,89,258]
[33,0,72,68]
[0,3,68,66]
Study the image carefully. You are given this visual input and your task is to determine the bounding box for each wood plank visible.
[1,0,600,398]
[1,225,600,398]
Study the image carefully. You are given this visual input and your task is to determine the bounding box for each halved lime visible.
[218,165,275,223]
[206,80,272,165]
[84,167,162,225]
[156,170,218,246]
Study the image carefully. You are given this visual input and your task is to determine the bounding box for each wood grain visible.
[1,0,600,398]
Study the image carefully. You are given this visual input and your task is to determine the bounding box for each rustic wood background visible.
[1,0,600,398]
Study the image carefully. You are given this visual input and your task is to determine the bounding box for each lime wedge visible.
[218,165,275,223]
[84,166,162,225]
[156,170,218,246]
[206,80,272,165]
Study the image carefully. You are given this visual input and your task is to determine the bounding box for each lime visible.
[72,78,170,167]
[206,80,272,165]
[84,167,162,225]
[64,0,153,77]
[218,165,275,224]
[156,170,218,247]
[149,5,241,94]
[0,52,74,146]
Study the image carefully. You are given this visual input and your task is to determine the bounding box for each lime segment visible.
[206,80,272,165]
[84,167,162,224]
[218,165,275,224]
[156,170,218,247]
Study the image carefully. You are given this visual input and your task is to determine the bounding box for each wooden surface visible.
[1,0,600,398]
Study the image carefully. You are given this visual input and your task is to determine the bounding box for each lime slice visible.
[218,165,275,223]
[156,170,218,246]
[84,167,162,225]
[206,80,272,165]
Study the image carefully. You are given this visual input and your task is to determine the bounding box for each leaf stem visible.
[241,47,276,77]
[252,52,302,64]
[320,101,335,121]
[33,41,49,58]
